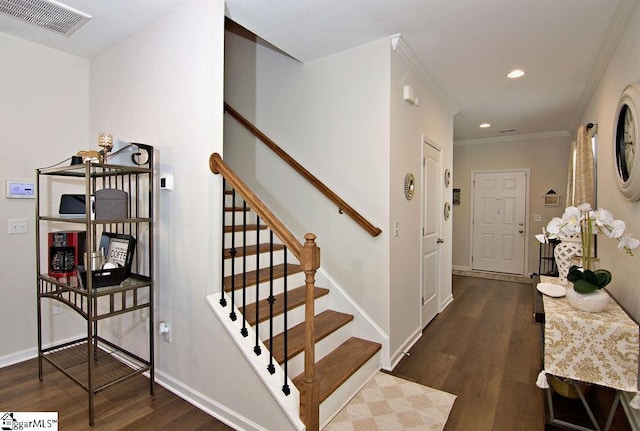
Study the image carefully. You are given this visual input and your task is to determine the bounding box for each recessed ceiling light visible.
[480,123,491,128]
[507,69,526,79]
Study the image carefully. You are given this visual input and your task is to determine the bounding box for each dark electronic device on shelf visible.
[48,231,86,278]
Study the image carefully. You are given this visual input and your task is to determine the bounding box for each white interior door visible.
[472,170,527,274]
[422,141,441,328]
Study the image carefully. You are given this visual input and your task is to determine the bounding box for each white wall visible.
[88,1,297,429]
[225,33,392,332]
[580,4,640,319]
[0,33,89,365]
[389,42,454,360]
[452,136,571,275]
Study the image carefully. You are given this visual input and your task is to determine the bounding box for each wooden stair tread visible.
[266,310,354,364]
[293,337,381,403]
[223,243,285,259]
[225,206,250,212]
[224,224,266,233]
[240,286,329,326]
[223,263,302,292]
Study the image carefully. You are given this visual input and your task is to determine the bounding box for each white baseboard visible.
[387,326,422,370]
[155,369,268,431]
[0,336,84,369]
[0,341,268,431]
[440,293,454,312]
[0,347,37,368]
[452,265,470,272]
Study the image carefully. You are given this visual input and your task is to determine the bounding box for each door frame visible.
[468,169,531,275]
[421,135,442,327]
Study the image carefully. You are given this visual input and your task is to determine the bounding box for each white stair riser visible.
[224,230,276,247]
[228,272,306,305]
[254,295,329,343]
[224,252,286,274]
[224,211,257,226]
[283,322,353,379]
[320,353,380,428]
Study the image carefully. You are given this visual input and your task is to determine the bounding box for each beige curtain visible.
[566,125,595,207]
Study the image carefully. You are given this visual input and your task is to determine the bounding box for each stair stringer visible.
[206,295,305,431]
[315,268,390,367]
[311,268,389,427]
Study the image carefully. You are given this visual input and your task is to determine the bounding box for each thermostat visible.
[6,180,35,199]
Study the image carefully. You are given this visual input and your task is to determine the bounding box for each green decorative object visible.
[567,265,612,294]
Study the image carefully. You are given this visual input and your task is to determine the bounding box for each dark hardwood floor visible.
[1,275,632,430]
[391,275,632,431]
[0,358,233,430]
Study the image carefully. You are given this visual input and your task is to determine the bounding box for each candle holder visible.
[98,133,113,164]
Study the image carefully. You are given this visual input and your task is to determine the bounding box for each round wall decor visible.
[614,83,640,201]
[444,169,451,188]
[404,173,415,200]
[443,202,451,220]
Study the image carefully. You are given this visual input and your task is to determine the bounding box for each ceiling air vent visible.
[0,0,91,36]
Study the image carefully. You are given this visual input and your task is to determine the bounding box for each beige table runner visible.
[540,277,639,393]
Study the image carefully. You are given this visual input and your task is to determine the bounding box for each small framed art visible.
[99,232,136,277]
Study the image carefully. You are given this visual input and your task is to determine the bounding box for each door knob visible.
[519,230,524,234]
[437,238,444,244]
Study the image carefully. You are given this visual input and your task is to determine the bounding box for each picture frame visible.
[98,232,136,277]
[453,188,461,205]
[543,189,561,206]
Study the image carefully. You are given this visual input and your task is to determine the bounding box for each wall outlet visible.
[159,321,171,343]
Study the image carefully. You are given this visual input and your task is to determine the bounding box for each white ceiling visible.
[1,0,637,142]
[0,0,188,57]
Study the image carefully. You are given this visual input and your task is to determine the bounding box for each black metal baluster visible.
[229,189,237,321]
[254,216,262,356]
[240,199,248,337]
[219,179,227,307]
[282,249,290,395]
[267,231,275,374]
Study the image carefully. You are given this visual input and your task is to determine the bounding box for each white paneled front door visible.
[472,170,527,274]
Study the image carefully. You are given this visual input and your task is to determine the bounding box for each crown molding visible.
[570,0,639,131]
[454,130,571,146]
[390,33,458,115]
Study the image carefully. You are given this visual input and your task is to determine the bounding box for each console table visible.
[532,275,640,431]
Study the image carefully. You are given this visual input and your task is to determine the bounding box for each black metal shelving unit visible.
[538,238,560,277]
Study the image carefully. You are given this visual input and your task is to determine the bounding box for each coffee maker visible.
[48,231,86,278]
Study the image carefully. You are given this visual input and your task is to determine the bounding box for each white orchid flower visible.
[545,217,563,237]
[608,219,626,239]
[538,204,637,261]
[594,208,614,226]
[618,232,640,252]
[576,203,592,211]
[561,206,582,235]
[535,233,548,243]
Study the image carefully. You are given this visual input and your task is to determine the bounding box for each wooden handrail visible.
[210,153,303,257]
[224,102,382,237]
[210,152,321,430]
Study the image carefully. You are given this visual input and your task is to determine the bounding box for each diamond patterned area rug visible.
[324,372,457,431]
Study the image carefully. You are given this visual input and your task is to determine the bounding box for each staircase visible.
[212,154,381,430]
